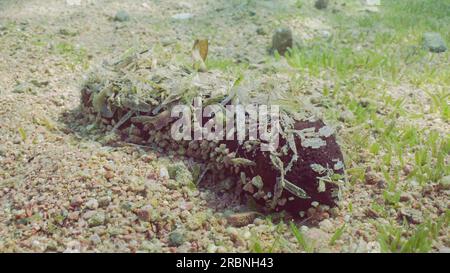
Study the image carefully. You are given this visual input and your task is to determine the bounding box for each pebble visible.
[90,234,102,245]
[136,205,154,222]
[423,32,447,53]
[168,231,185,247]
[159,166,169,179]
[253,218,264,226]
[363,0,381,5]
[86,198,99,210]
[399,208,423,224]
[216,246,227,253]
[438,247,450,253]
[64,240,81,253]
[300,225,309,233]
[171,13,194,20]
[365,208,379,218]
[256,27,266,35]
[365,171,383,186]
[207,244,218,253]
[98,196,111,207]
[344,214,351,222]
[399,193,412,202]
[319,219,334,233]
[70,196,83,208]
[367,241,381,253]
[314,0,329,10]
[87,212,106,227]
[438,175,450,190]
[167,162,193,186]
[403,164,413,175]
[227,212,259,227]
[104,171,114,180]
[12,82,32,94]
[271,27,293,56]
[304,228,330,249]
[320,30,332,39]
[114,10,130,22]
[338,110,355,123]
[68,211,80,221]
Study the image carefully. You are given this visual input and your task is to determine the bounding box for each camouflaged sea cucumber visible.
[79,49,345,216]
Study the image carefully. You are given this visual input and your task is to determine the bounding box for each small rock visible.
[58,28,78,37]
[253,218,264,226]
[30,80,49,88]
[403,164,413,175]
[176,242,192,253]
[161,38,175,47]
[159,166,169,179]
[114,10,130,22]
[207,244,218,253]
[365,208,379,218]
[66,0,81,6]
[365,170,383,185]
[70,196,83,208]
[178,201,193,211]
[363,0,381,5]
[318,219,334,232]
[367,241,381,253]
[399,193,412,202]
[83,210,96,220]
[216,246,227,253]
[423,32,447,53]
[300,225,309,233]
[344,214,351,222]
[64,240,81,253]
[399,208,423,224]
[85,198,99,210]
[256,27,266,35]
[167,162,193,186]
[376,179,386,189]
[251,176,264,190]
[438,175,450,190]
[329,207,340,217]
[13,82,32,94]
[314,0,329,10]
[98,196,111,207]
[104,171,114,180]
[242,182,255,194]
[272,27,293,56]
[67,211,80,221]
[338,110,355,123]
[171,13,194,20]
[363,6,379,13]
[304,228,330,249]
[438,247,450,253]
[168,231,185,247]
[422,184,434,195]
[320,30,332,39]
[227,211,259,227]
[136,205,154,222]
[90,234,102,245]
[87,212,106,227]
[354,239,368,253]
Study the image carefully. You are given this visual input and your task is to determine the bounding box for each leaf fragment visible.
[192,39,208,72]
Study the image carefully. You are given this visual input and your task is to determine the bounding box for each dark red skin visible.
[224,119,344,214]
